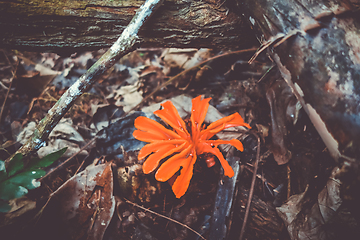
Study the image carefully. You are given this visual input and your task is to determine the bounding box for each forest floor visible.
[0,47,356,240]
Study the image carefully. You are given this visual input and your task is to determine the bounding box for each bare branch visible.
[5,0,164,165]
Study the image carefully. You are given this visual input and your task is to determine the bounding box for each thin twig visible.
[249,30,300,65]
[128,48,258,113]
[248,41,274,65]
[39,137,97,181]
[243,164,276,189]
[89,189,102,232]
[239,132,261,240]
[257,64,275,83]
[73,154,88,176]
[124,198,206,240]
[287,165,291,199]
[0,52,18,122]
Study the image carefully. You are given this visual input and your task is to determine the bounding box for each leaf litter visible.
[0,47,358,240]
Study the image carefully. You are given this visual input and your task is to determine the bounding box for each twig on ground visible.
[0,51,18,123]
[257,64,275,83]
[287,165,291,199]
[124,198,206,240]
[239,132,261,240]
[5,0,164,165]
[248,30,299,64]
[243,163,276,189]
[39,136,97,181]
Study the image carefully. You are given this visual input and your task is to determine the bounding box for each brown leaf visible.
[276,167,342,240]
[266,79,296,165]
[39,163,115,240]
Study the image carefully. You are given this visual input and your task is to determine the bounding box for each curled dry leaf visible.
[266,79,298,165]
[161,48,210,76]
[15,55,60,96]
[276,167,342,240]
[37,118,87,158]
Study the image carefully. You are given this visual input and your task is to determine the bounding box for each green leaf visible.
[0,200,11,213]
[0,148,66,202]
[7,169,46,190]
[27,147,67,170]
[0,182,28,201]
[0,160,6,182]
[7,154,24,177]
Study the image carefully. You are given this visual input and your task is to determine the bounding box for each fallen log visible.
[0,0,255,53]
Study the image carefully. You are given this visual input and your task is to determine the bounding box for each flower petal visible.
[142,142,188,174]
[138,139,186,160]
[196,142,234,178]
[200,113,251,140]
[133,130,167,142]
[205,139,244,151]
[154,101,189,138]
[171,149,197,198]
[190,95,211,132]
[133,116,181,141]
[155,144,193,182]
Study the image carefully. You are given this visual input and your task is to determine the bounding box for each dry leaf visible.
[37,119,87,158]
[38,163,115,240]
[277,167,342,240]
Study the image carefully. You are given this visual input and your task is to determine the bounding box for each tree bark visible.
[0,0,255,53]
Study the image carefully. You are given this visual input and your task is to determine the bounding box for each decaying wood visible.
[0,0,255,53]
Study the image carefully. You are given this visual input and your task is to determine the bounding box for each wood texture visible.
[0,0,255,53]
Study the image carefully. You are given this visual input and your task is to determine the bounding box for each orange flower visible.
[133,96,251,198]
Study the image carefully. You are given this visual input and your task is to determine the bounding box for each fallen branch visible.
[124,198,206,240]
[5,0,164,165]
